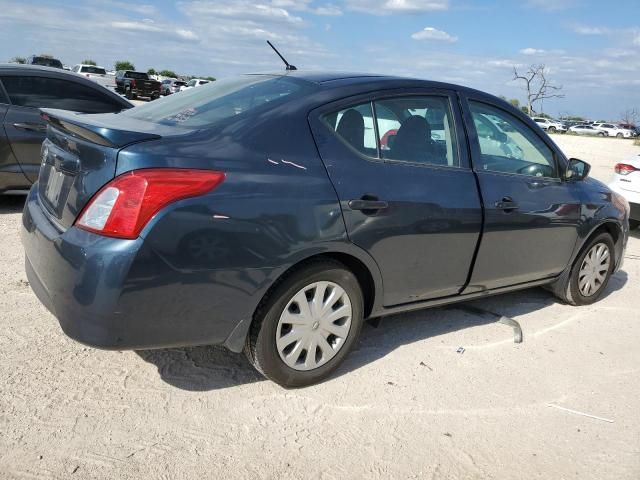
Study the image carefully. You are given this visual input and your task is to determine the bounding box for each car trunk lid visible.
[37,108,170,229]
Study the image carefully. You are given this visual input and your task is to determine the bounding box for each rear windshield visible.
[125,72,149,80]
[31,57,63,68]
[122,75,315,128]
[81,66,106,75]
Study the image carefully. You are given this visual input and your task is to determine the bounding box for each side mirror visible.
[566,158,591,181]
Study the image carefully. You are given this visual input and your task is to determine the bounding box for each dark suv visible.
[115,71,161,100]
[26,55,63,69]
[21,72,630,387]
[0,65,132,192]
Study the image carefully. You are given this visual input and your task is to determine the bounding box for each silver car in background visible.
[569,124,605,136]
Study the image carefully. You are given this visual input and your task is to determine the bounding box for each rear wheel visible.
[125,86,133,100]
[552,232,615,306]
[598,132,605,137]
[548,126,556,133]
[245,260,364,388]
[617,133,624,138]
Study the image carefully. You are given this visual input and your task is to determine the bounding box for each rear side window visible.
[80,66,106,75]
[123,75,315,128]
[125,72,149,80]
[375,96,459,167]
[323,102,377,156]
[1,76,125,113]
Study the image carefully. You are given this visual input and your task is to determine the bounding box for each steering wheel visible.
[517,164,551,177]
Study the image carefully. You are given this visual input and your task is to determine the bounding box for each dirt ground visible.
[1,135,639,479]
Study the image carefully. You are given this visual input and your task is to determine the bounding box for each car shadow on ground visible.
[0,195,26,214]
[138,271,628,392]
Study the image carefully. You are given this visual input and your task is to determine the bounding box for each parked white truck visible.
[72,64,115,90]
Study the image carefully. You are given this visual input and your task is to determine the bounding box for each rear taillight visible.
[615,163,638,175]
[76,169,225,239]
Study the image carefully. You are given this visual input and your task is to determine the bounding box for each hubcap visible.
[276,281,352,371]
[578,243,610,297]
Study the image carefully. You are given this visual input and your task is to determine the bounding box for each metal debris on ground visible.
[547,403,614,423]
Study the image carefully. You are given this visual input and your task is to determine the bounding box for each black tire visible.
[598,132,605,137]
[551,232,615,306]
[617,133,624,138]
[549,126,556,133]
[630,219,640,230]
[245,259,364,388]
[125,87,133,100]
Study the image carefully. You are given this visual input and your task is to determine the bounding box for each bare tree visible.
[620,108,638,125]
[513,64,564,116]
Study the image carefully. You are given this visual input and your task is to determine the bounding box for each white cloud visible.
[411,27,457,43]
[526,0,576,11]
[520,48,545,55]
[346,0,448,14]
[314,4,343,15]
[573,25,608,35]
[111,21,161,32]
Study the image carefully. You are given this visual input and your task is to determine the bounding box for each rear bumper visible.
[609,182,640,221]
[20,186,257,351]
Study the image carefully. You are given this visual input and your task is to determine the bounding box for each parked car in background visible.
[609,154,640,230]
[0,65,132,193]
[115,70,161,100]
[180,78,210,91]
[569,124,606,136]
[532,117,567,133]
[21,72,630,387]
[72,64,115,89]
[594,123,635,138]
[618,123,636,132]
[161,79,187,95]
[26,55,63,69]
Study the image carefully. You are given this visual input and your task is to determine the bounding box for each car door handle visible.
[494,197,519,211]
[348,198,389,212]
[13,122,47,132]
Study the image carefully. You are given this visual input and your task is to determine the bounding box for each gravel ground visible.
[0,135,639,479]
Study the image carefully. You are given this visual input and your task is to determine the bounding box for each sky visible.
[0,0,638,120]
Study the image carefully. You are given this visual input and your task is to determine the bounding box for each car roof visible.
[246,70,495,97]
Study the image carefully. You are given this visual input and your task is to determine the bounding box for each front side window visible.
[323,102,376,156]
[469,101,557,178]
[2,76,124,113]
[375,96,459,167]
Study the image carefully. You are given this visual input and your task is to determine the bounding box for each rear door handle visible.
[348,199,389,212]
[494,197,519,211]
[13,122,47,132]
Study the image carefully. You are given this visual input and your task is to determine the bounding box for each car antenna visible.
[267,41,297,71]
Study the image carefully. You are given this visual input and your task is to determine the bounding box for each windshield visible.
[32,57,62,68]
[81,66,106,75]
[122,75,315,128]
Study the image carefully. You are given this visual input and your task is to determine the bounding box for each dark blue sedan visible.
[21,72,630,387]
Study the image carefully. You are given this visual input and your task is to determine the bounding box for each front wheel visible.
[598,132,605,137]
[552,232,615,306]
[617,133,624,138]
[548,126,556,133]
[245,260,364,388]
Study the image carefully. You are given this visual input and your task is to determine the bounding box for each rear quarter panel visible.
[113,101,383,347]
